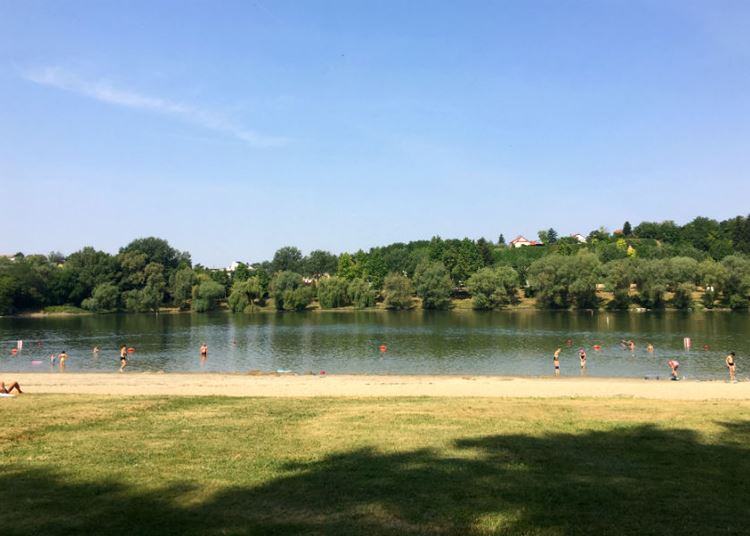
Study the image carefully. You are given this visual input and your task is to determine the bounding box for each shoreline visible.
[6,372,750,400]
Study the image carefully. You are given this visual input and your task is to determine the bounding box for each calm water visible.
[1,311,748,379]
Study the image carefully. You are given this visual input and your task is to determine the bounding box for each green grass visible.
[1,396,749,535]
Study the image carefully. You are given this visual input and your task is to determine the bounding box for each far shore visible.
[6,373,749,400]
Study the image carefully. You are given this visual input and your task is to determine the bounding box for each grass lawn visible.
[2,396,749,535]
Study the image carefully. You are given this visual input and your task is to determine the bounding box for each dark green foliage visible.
[466,266,519,309]
[317,277,352,309]
[348,278,376,308]
[413,261,452,310]
[64,247,118,304]
[271,247,303,274]
[382,273,414,310]
[119,237,190,274]
[304,250,338,277]
[623,221,632,236]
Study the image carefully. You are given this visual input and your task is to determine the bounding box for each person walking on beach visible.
[553,348,561,377]
[726,352,737,382]
[667,359,680,381]
[119,345,128,372]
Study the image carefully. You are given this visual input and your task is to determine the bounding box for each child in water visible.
[553,348,561,377]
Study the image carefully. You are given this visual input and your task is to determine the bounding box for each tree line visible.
[2,214,750,315]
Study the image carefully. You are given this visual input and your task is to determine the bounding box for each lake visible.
[1,311,748,379]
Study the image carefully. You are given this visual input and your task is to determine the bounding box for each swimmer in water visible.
[647,343,654,353]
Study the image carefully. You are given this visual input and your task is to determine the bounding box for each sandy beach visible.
[5,372,749,400]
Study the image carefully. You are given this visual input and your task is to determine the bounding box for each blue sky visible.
[1,1,749,266]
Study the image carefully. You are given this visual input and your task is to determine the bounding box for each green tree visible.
[623,221,632,236]
[698,259,728,308]
[336,253,359,281]
[382,273,414,310]
[466,266,519,310]
[270,271,312,311]
[191,279,225,312]
[547,228,558,244]
[140,262,167,312]
[304,250,338,276]
[232,263,252,283]
[721,256,750,309]
[317,276,352,309]
[228,276,264,313]
[634,259,669,309]
[64,247,118,304]
[119,237,190,274]
[348,278,376,308]
[81,283,120,312]
[271,247,303,274]
[413,261,453,309]
[602,258,635,310]
[171,267,197,310]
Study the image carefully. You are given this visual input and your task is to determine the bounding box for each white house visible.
[571,233,587,243]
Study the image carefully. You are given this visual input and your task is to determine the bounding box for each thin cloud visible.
[22,66,286,147]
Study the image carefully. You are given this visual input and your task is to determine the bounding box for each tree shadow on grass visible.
[2,422,749,535]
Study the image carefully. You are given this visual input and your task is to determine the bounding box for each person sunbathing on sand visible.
[1,381,23,394]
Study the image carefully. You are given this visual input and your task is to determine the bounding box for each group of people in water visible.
[553,342,739,382]
[42,342,210,372]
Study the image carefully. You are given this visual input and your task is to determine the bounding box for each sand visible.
[4,373,749,400]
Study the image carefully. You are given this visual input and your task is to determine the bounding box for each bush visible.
[382,273,414,310]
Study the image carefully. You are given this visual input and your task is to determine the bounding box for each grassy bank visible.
[2,396,749,535]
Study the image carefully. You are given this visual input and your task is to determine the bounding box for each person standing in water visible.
[58,350,68,371]
[199,343,208,365]
[553,348,561,377]
[726,352,737,382]
[119,345,128,372]
[579,348,587,373]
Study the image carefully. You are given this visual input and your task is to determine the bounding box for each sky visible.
[1,0,749,267]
